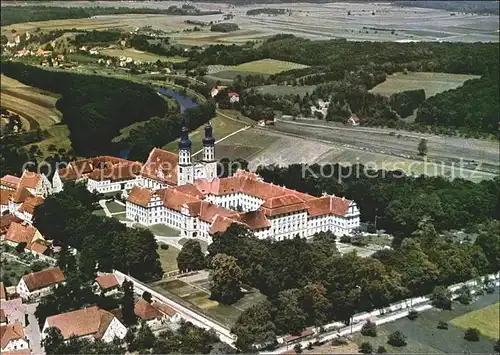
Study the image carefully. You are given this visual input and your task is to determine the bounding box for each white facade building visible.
[0,323,29,353]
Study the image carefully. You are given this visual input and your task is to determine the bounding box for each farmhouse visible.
[347,115,361,126]
[94,274,120,296]
[228,92,240,103]
[16,267,65,300]
[0,323,29,352]
[126,124,360,243]
[42,306,127,343]
[134,299,165,329]
[0,298,25,326]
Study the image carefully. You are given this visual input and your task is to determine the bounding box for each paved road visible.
[155,236,183,250]
[25,302,44,355]
[98,199,112,217]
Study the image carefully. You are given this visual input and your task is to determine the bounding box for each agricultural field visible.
[1,74,62,129]
[347,292,500,354]
[369,72,481,98]
[450,303,499,339]
[100,48,187,63]
[164,113,250,154]
[36,125,72,157]
[150,275,266,326]
[233,59,308,75]
[157,243,180,273]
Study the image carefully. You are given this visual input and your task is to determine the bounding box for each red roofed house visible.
[0,323,29,352]
[94,274,120,296]
[42,306,127,343]
[134,299,165,329]
[228,92,239,103]
[16,267,65,300]
[347,115,360,126]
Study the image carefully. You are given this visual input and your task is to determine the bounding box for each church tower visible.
[177,127,194,186]
[202,122,217,181]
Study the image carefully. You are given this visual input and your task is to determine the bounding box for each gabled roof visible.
[58,156,136,181]
[18,196,44,215]
[305,195,351,217]
[260,194,308,217]
[0,190,14,206]
[0,214,23,235]
[5,222,37,245]
[127,186,154,207]
[95,274,120,290]
[87,162,142,182]
[18,170,41,190]
[45,306,116,340]
[21,267,65,292]
[151,301,177,317]
[134,299,162,321]
[0,175,20,189]
[0,323,25,349]
[189,201,238,223]
[237,210,271,229]
[0,310,6,323]
[141,148,178,185]
[12,188,34,204]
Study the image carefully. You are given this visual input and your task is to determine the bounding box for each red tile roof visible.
[22,267,65,291]
[237,210,271,230]
[134,299,163,321]
[0,323,25,349]
[141,148,178,185]
[12,188,34,204]
[87,162,142,182]
[0,214,23,235]
[58,156,137,181]
[95,274,120,290]
[0,189,14,206]
[18,171,41,190]
[305,195,351,217]
[283,329,314,343]
[127,186,154,208]
[0,310,6,323]
[151,301,177,317]
[5,222,36,245]
[18,196,44,215]
[260,195,308,217]
[2,350,32,355]
[45,306,115,340]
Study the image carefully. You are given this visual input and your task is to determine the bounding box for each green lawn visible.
[369,72,480,98]
[146,224,181,236]
[254,84,316,97]
[451,303,499,339]
[106,200,126,214]
[92,208,107,217]
[112,212,129,221]
[157,244,180,273]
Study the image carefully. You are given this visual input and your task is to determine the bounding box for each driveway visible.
[25,302,44,355]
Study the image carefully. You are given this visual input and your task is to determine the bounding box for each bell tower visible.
[202,122,217,181]
[177,127,194,185]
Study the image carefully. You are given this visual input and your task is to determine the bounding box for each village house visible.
[94,274,121,296]
[210,85,227,98]
[0,323,29,353]
[16,267,65,300]
[347,114,360,126]
[0,214,23,236]
[2,222,51,258]
[134,299,165,329]
[0,298,26,327]
[150,301,181,323]
[228,92,240,103]
[42,306,127,343]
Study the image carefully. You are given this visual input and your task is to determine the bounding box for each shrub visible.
[339,235,351,243]
[407,310,418,320]
[387,331,407,347]
[437,321,448,330]
[431,286,452,310]
[485,285,495,294]
[160,244,169,250]
[464,328,480,342]
[377,345,387,353]
[30,260,49,272]
[457,286,472,305]
[293,343,303,354]
[331,337,348,346]
[361,320,377,337]
[306,342,313,350]
[15,242,27,253]
[359,342,373,354]
[494,339,500,353]
[142,291,152,303]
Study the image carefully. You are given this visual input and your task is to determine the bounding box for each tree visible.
[42,327,65,355]
[300,283,330,325]
[294,343,303,354]
[142,291,152,303]
[273,289,307,335]
[407,310,418,320]
[377,345,387,353]
[387,331,407,347]
[232,302,277,352]
[474,220,499,272]
[30,260,49,272]
[417,138,427,156]
[494,338,500,353]
[431,286,452,310]
[210,253,243,305]
[121,280,136,326]
[177,239,205,272]
[456,285,472,305]
[131,321,156,351]
[437,321,448,329]
[15,242,27,253]
[361,320,377,337]
[359,342,373,354]
[464,328,480,342]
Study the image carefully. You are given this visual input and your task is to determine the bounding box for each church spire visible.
[178,126,192,150]
[203,121,215,146]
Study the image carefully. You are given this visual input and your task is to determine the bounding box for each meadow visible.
[233,59,308,75]
[451,303,499,339]
[157,244,180,273]
[253,84,316,97]
[369,72,480,98]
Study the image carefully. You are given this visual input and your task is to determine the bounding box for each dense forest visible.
[392,1,499,15]
[256,164,499,239]
[212,218,498,350]
[1,62,166,157]
[0,5,221,26]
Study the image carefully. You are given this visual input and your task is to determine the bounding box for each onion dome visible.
[178,126,192,150]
